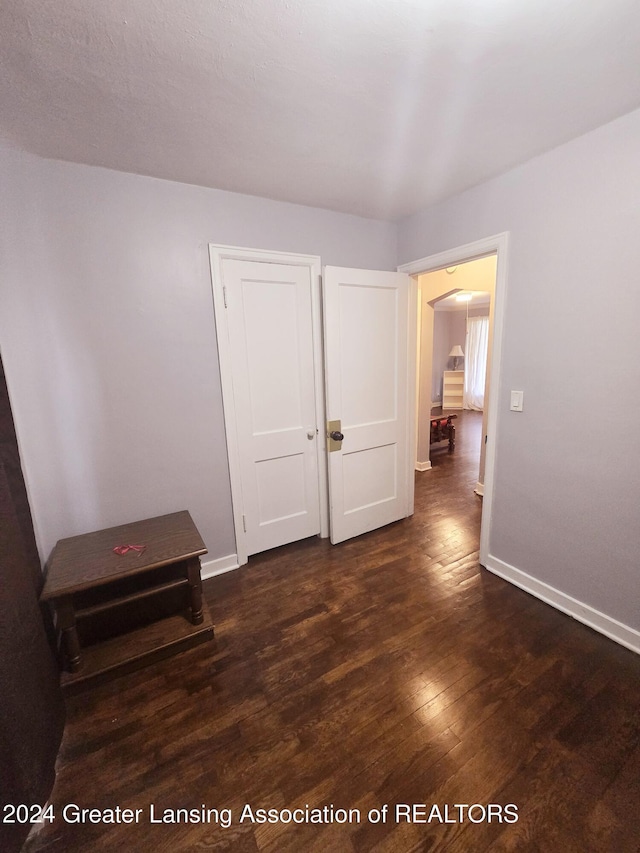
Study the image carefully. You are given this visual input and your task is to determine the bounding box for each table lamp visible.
[449,345,464,370]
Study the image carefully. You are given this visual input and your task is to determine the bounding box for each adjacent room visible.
[2,1,640,851]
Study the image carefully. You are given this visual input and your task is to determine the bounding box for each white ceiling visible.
[2,0,640,220]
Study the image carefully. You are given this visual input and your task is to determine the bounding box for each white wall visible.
[0,145,396,566]
[398,107,640,638]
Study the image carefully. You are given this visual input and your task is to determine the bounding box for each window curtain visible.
[463,316,489,411]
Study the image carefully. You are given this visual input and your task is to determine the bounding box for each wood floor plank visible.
[24,411,640,852]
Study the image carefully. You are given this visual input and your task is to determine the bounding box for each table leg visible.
[57,595,82,672]
[447,418,456,452]
[186,557,204,625]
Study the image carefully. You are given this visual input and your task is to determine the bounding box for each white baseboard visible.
[484,555,640,655]
[200,553,239,580]
[474,481,484,496]
[416,460,432,472]
[431,401,442,409]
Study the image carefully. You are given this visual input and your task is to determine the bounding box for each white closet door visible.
[222,258,321,555]
[323,266,413,544]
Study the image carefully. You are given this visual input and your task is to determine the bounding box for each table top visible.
[430,412,458,423]
[41,511,207,599]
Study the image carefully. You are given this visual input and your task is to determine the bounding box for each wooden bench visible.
[41,511,214,693]
[430,413,457,452]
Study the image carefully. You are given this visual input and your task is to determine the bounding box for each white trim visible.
[398,234,506,277]
[474,481,484,496]
[406,275,418,515]
[416,461,432,472]
[200,553,239,580]
[311,268,330,539]
[208,245,327,567]
[484,555,640,655]
[398,232,510,568]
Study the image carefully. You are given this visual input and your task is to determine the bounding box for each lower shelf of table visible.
[60,601,214,694]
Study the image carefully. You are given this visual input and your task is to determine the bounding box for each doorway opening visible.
[419,255,495,496]
[398,232,509,567]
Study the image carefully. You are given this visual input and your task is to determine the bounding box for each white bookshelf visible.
[442,370,464,409]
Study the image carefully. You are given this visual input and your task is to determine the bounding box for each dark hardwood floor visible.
[25,410,640,852]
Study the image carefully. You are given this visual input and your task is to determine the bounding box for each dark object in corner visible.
[0,357,65,853]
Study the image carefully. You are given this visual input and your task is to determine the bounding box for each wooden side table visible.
[430,413,457,452]
[41,511,214,692]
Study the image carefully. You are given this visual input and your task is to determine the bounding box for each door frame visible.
[398,232,509,567]
[209,245,329,566]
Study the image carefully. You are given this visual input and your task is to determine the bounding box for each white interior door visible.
[323,266,415,544]
[218,257,322,556]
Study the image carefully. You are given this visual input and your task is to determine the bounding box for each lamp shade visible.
[448,345,464,358]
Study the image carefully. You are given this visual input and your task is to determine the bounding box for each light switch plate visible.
[510,390,524,412]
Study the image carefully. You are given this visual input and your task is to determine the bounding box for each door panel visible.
[343,443,397,512]
[222,259,321,555]
[323,266,413,544]
[339,283,399,425]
